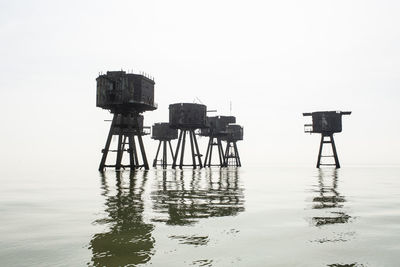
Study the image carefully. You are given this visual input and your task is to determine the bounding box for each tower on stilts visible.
[96,71,157,171]
[151,123,178,169]
[303,111,351,169]
[200,116,236,167]
[221,124,243,167]
[169,103,207,169]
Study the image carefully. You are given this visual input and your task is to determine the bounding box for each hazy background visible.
[1,0,399,170]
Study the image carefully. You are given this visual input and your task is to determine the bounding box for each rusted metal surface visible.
[151,122,178,141]
[200,116,236,137]
[111,114,146,135]
[169,103,207,129]
[221,124,244,142]
[303,111,351,134]
[96,71,157,113]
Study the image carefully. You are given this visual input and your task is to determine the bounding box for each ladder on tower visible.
[317,134,340,168]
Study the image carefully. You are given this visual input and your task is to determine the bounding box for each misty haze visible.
[1,1,400,266]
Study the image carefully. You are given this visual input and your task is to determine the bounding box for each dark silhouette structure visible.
[303,111,351,168]
[221,124,243,167]
[200,116,236,167]
[96,71,157,171]
[151,122,178,168]
[169,103,207,169]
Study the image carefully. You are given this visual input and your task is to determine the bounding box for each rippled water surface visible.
[1,166,400,266]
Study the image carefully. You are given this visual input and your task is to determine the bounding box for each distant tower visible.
[200,116,236,167]
[96,71,157,171]
[169,103,207,169]
[151,123,178,169]
[221,124,243,167]
[303,111,351,168]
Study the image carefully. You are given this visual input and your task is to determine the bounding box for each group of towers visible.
[153,104,243,169]
[96,70,352,171]
[96,71,243,171]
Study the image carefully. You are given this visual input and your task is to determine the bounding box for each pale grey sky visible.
[1,0,399,169]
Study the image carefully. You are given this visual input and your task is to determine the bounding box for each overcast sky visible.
[1,0,399,170]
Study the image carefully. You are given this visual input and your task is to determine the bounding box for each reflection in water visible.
[169,235,209,246]
[151,168,245,226]
[327,264,366,267]
[309,169,364,266]
[311,169,351,226]
[191,259,214,267]
[88,171,154,266]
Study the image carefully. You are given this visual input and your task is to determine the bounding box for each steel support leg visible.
[179,130,187,169]
[153,140,162,167]
[99,113,118,171]
[162,140,167,169]
[217,138,224,167]
[137,132,149,170]
[204,137,212,167]
[116,136,127,170]
[115,132,124,171]
[131,136,139,168]
[168,141,174,160]
[316,135,324,168]
[189,130,197,169]
[208,137,214,167]
[128,135,135,169]
[330,134,341,169]
[233,141,241,167]
[172,130,183,169]
[192,130,203,168]
[224,142,230,167]
[134,114,149,170]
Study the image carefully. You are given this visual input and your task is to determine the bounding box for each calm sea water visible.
[1,166,400,266]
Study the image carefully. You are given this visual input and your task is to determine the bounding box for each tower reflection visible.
[151,168,245,226]
[89,171,154,266]
[307,167,356,248]
[311,169,351,227]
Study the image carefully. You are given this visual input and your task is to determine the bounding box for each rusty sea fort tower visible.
[221,123,244,167]
[199,116,243,167]
[96,71,157,171]
[169,103,207,169]
[200,116,236,167]
[303,111,351,168]
[151,122,178,169]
